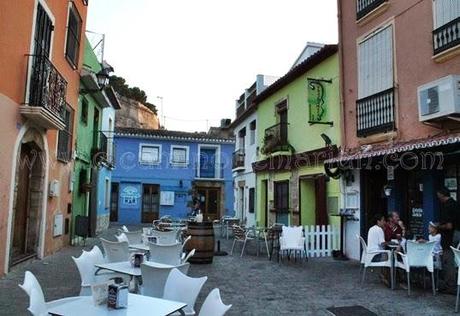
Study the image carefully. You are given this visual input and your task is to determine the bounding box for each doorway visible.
[274,181,289,225]
[262,180,268,227]
[110,183,119,222]
[362,168,388,236]
[11,141,44,266]
[238,186,245,223]
[196,187,221,221]
[142,184,160,223]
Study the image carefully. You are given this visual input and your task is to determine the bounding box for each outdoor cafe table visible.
[95,261,174,293]
[47,293,187,316]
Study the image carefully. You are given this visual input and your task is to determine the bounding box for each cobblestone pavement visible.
[0,225,456,315]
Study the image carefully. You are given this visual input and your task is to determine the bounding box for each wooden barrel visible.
[185,221,215,264]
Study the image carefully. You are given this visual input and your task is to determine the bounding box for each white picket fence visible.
[304,225,339,258]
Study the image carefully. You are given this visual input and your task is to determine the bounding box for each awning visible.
[325,133,460,165]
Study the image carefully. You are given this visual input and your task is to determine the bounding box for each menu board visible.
[409,207,424,238]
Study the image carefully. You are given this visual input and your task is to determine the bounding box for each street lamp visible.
[81,63,113,94]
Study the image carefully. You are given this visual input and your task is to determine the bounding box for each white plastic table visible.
[129,243,150,252]
[47,293,186,316]
[95,261,174,292]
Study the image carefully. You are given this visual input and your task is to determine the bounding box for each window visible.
[57,105,74,162]
[249,188,255,213]
[65,3,82,68]
[105,178,110,208]
[433,0,460,55]
[140,144,161,164]
[238,128,246,150]
[249,120,256,145]
[170,146,188,165]
[358,25,393,99]
[80,97,88,125]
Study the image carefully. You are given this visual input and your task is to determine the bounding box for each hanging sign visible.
[307,78,333,126]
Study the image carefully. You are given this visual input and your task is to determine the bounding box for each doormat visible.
[327,305,377,316]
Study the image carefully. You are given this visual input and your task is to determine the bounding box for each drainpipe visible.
[337,0,347,150]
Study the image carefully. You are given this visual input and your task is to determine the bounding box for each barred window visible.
[65,3,82,68]
[57,106,73,162]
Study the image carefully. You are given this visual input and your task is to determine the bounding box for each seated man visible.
[368,214,388,261]
[384,211,406,242]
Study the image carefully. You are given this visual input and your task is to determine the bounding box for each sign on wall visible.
[307,78,333,126]
[160,191,175,206]
[120,186,141,206]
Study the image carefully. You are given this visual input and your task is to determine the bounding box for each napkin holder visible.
[107,284,128,309]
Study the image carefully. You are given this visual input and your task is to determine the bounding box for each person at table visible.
[437,187,457,293]
[417,221,442,254]
[384,211,406,242]
[367,214,388,260]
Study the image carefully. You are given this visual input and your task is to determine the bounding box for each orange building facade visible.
[0,0,88,275]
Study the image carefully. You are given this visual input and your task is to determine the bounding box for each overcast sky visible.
[87,0,338,132]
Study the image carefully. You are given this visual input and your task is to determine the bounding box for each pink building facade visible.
[330,0,460,260]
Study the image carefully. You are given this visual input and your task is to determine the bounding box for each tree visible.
[109,75,157,114]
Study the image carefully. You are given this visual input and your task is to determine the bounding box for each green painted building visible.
[252,44,340,228]
[72,37,114,240]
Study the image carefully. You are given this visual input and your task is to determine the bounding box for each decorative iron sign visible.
[307,78,333,126]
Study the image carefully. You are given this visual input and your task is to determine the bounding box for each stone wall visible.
[115,95,160,129]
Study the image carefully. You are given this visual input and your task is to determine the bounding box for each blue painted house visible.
[111,128,235,224]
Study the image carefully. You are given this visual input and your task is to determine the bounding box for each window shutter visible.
[358,25,393,99]
[434,0,460,29]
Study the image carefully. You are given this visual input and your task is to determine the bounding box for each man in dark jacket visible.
[437,187,460,293]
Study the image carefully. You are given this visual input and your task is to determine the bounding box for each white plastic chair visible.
[358,235,393,286]
[19,271,80,316]
[182,235,192,250]
[199,288,232,316]
[140,262,190,298]
[279,226,305,261]
[72,251,96,296]
[123,230,143,244]
[148,242,183,265]
[121,225,129,232]
[451,247,460,312]
[163,268,207,315]
[150,229,178,244]
[115,233,129,243]
[230,225,254,257]
[395,240,436,295]
[100,238,130,263]
[182,249,196,263]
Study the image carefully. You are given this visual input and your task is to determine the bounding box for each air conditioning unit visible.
[418,75,460,122]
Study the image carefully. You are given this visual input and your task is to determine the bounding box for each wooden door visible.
[142,184,159,223]
[274,181,289,225]
[197,188,221,221]
[315,175,328,226]
[110,183,119,222]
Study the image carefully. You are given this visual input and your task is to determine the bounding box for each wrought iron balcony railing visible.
[232,149,245,169]
[24,54,67,123]
[92,132,115,166]
[433,17,460,55]
[262,122,289,154]
[356,87,395,137]
[356,0,387,20]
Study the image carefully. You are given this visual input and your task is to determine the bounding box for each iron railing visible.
[195,162,224,179]
[92,132,115,165]
[356,87,395,137]
[433,17,460,55]
[232,149,245,169]
[263,122,289,153]
[356,0,387,20]
[25,54,67,122]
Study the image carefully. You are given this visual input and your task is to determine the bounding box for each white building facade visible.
[231,74,278,227]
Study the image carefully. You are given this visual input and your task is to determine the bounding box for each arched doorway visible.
[10,129,46,266]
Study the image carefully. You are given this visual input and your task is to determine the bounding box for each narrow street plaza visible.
[0,226,454,316]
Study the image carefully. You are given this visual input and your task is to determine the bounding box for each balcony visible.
[433,17,460,56]
[356,0,387,20]
[195,162,224,180]
[20,54,67,130]
[356,87,395,137]
[262,122,290,154]
[92,132,115,167]
[232,149,245,170]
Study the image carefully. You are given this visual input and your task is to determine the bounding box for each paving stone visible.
[0,225,457,315]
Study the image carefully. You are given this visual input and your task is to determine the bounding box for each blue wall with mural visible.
[111,128,235,224]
